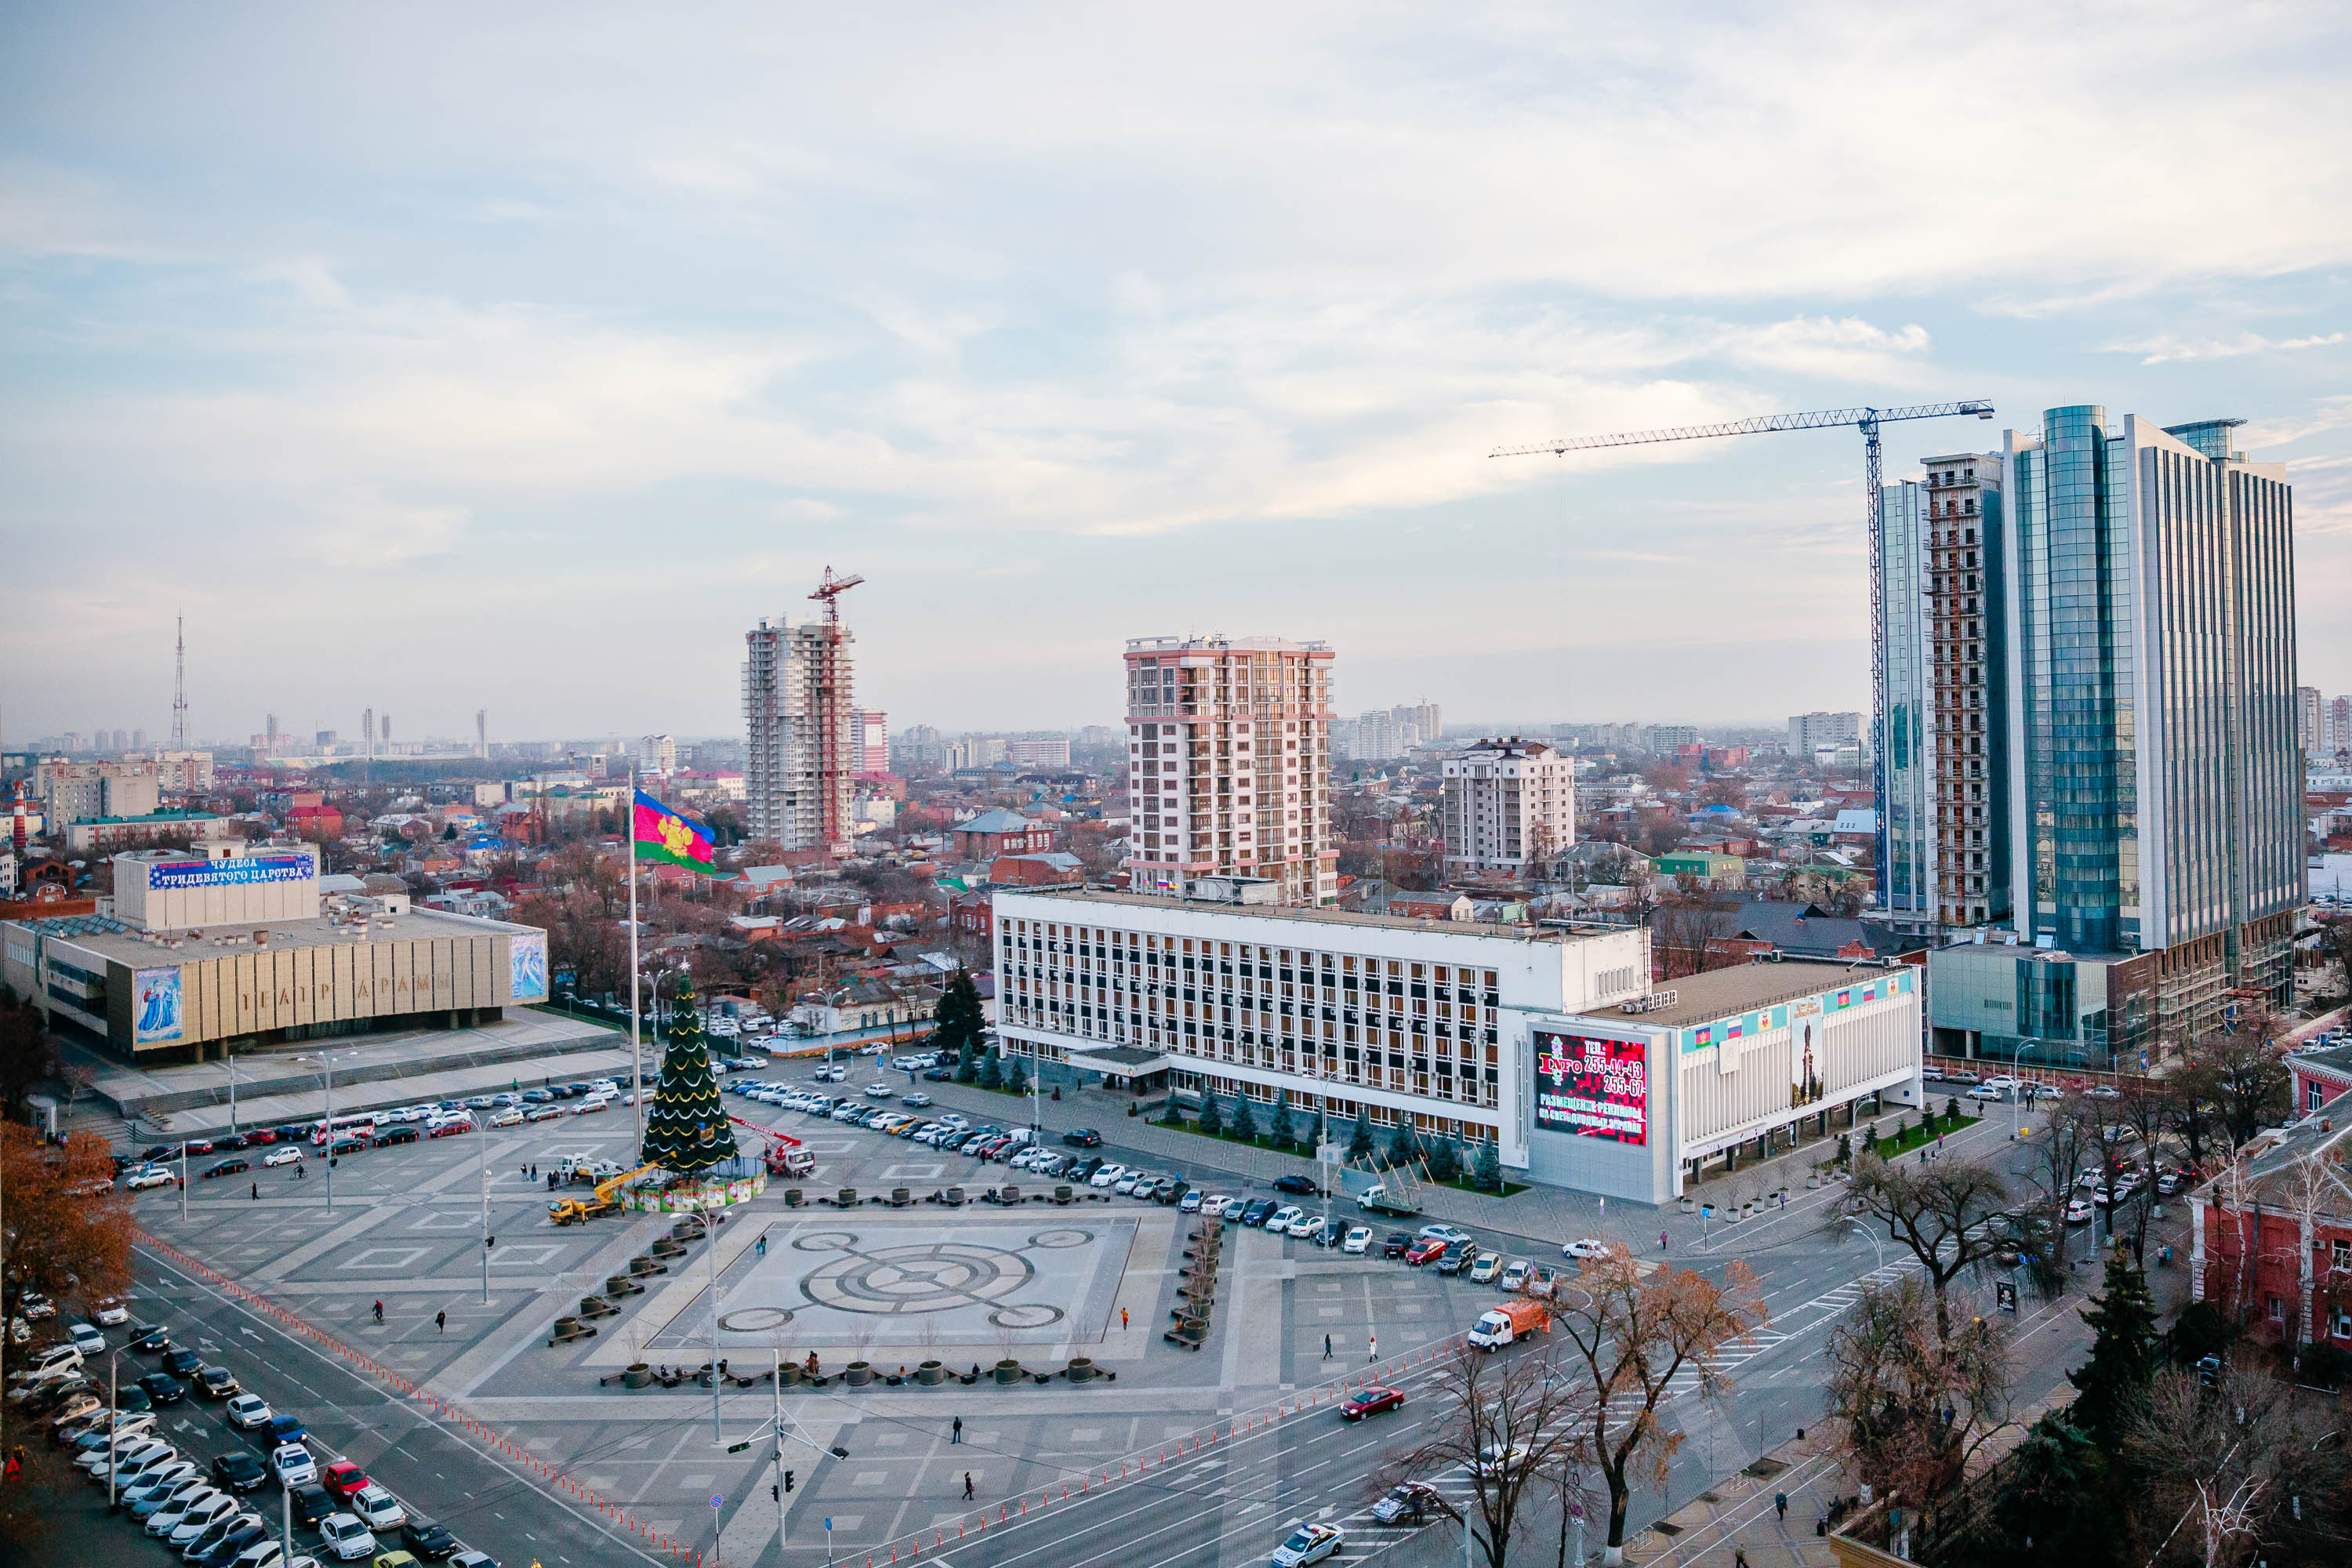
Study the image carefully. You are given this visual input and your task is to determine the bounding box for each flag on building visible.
[633,789,717,871]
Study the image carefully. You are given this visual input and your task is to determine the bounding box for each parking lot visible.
[105,1046,1600,1566]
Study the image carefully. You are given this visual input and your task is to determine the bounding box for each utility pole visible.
[477,1106,492,1303]
[772,1347,788,1554]
[709,1211,724,1442]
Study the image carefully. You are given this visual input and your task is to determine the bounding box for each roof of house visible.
[1566,958,1908,1029]
[957,810,1036,835]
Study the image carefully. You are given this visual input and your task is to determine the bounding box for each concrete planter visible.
[622,1364,653,1389]
[916,1360,945,1386]
[993,1359,1023,1385]
[845,1362,873,1388]
[1679,1196,1694,1213]
[783,1188,804,1207]
[837,1188,858,1207]
[1066,1357,1095,1384]
[778,1363,804,1387]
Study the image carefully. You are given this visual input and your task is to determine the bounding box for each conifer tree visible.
[641,973,738,1175]
[932,971,985,1063]
[978,1049,1002,1091]
[1229,1094,1258,1143]
[1196,1092,1224,1138]
[1475,1138,1503,1192]
[2071,1250,2160,1446]
[1271,1089,1296,1148]
[1348,1109,1374,1160]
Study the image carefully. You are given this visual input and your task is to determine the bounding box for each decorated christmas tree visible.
[641,972,738,1175]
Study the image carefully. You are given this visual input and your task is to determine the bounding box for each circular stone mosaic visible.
[797,1236,1044,1318]
[717,1305,797,1333]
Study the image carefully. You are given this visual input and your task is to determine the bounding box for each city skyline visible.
[4,8,2350,740]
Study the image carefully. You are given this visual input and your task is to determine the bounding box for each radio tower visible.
[171,615,190,746]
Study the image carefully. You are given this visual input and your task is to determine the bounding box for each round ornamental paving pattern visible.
[800,1237,1039,1318]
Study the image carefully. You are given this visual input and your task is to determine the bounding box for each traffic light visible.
[485,1236,495,1250]
[785,1470,796,1493]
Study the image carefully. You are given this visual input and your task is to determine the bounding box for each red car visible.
[245,1129,278,1145]
[1403,1239,1448,1267]
[1342,1385,1406,1421]
[320,1458,370,1500]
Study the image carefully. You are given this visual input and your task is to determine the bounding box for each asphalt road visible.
[118,1240,669,1568]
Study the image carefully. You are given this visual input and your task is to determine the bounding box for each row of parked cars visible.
[14,1305,497,1567]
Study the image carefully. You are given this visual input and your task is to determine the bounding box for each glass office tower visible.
[1926,406,2299,1067]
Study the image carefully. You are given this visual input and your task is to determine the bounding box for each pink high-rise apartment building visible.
[850,710,889,775]
[1123,634,1337,906]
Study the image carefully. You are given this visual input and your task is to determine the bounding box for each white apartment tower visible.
[743,616,854,851]
[641,734,678,774]
[1442,738,1577,877]
[1124,634,1337,906]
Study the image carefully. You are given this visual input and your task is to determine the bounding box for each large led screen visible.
[1534,1033,1647,1145]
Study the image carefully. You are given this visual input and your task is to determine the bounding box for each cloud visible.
[2107,330,2345,365]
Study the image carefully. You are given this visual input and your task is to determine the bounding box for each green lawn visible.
[1860,1108,1980,1162]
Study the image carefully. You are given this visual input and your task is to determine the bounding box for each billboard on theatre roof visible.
[144,854,315,891]
[1534,1033,1647,1145]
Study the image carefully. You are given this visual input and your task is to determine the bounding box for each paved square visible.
[643,1214,1137,1349]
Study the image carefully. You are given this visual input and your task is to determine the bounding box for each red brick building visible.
[952,810,1053,861]
[2193,1082,2352,1350]
[950,890,993,938]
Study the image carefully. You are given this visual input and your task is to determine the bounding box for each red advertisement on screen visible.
[1534,1033,1647,1145]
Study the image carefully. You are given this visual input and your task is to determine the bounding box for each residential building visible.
[640,733,678,774]
[2190,1083,2352,1350]
[2328,696,2352,758]
[951,809,1054,861]
[36,763,158,827]
[1646,724,1699,750]
[849,710,889,774]
[1925,408,2302,1069]
[1123,634,1338,906]
[991,887,1922,1200]
[1007,735,1072,770]
[891,724,945,771]
[2300,687,2325,755]
[1878,450,2009,929]
[1652,850,1745,887]
[1392,701,1443,743]
[742,613,854,851]
[1788,712,1863,755]
[1441,738,1576,877]
[64,809,234,853]
[1350,710,1417,760]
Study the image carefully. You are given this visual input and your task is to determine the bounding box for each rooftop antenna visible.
[171,613,189,747]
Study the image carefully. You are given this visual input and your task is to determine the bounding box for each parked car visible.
[1271,1522,1345,1568]
[1341,1225,1374,1256]
[270,1443,319,1489]
[225,1393,272,1430]
[318,1512,379,1561]
[1271,1174,1320,1196]
[1403,1238,1448,1267]
[212,1451,270,1493]
[400,1515,463,1559]
[1562,1238,1610,1260]
[320,1458,369,1500]
[1468,1254,1503,1285]
[1061,1128,1102,1148]
[1381,1232,1412,1259]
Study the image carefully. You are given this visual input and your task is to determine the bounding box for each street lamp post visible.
[293,1051,353,1214]
[1846,1217,1887,1274]
[477,1105,492,1303]
[2011,1039,2050,1140]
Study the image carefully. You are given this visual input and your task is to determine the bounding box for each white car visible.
[488,1109,526,1128]
[1418,1224,1473,1247]
[318,1513,379,1560]
[1113,1171,1147,1195]
[2063,1196,2095,1225]
[348,1483,406,1530]
[1265,1204,1304,1232]
[93,1298,130,1327]
[1562,1237,1610,1260]
[1199,1194,1232,1218]
[148,1489,230,1539]
[936,1114,970,1131]
[1271,1521,1345,1568]
[1965,1083,2007,1102]
[270,1443,318,1487]
[225,1393,273,1430]
[1090,1164,1128,1189]
[1283,1210,1319,1238]
[169,1493,242,1546]
[1342,1225,1374,1255]
[263,1146,305,1167]
[863,1083,892,1099]
[123,1468,205,1513]
[70,1322,105,1356]
[125,1167,175,1190]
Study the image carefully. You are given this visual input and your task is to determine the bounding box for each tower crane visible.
[808,565,865,625]
[1489,400,1994,880]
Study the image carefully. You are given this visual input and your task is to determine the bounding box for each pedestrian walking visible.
[1323,1334,1332,1360]
[252,1182,260,1201]
[952,1417,963,1444]
[372,1300,384,1323]
[1120,1307,1129,1331]
[1368,1333,1377,1364]
[1735,1550,1750,1568]
[1775,1491,1788,1522]
[756,1235,768,1258]
[1660,1229,1669,1252]
[964,1472,975,1500]
[436,1310,447,1334]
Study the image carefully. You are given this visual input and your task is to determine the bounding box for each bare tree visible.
[1551,1246,1767,1564]
[1373,1345,1590,1568]
[2129,1359,2350,1567]
[1820,1274,2016,1552]
[1833,1153,2011,1342]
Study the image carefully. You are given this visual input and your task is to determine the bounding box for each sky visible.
[4,2,2350,746]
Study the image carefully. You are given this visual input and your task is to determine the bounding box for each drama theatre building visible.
[992,888,1923,1204]
[1,843,551,1062]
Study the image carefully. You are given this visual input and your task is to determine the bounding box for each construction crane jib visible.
[1487,398,1994,887]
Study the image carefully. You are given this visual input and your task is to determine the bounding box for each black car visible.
[402,1515,463,1559]
[1061,1128,1102,1149]
[1271,1174,1321,1197]
[160,1347,203,1377]
[379,1125,421,1145]
[139,1145,175,1164]
[921,1067,955,1082]
[329,1135,368,1156]
[287,1484,337,1527]
[1240,1198,1276,1227]
[212,1450,270,1492]
[1436,1243,1479,1275]
[112,1383,154,1413]
[193,1520,271,1568]
[1155,1177,1192,1205]
[1381,1232,1412,1258]
[127,1322,170,1352]
[201,1157,251,1179]
[194,1364,239,1399]
[137,1370,187,1405]
[216,1133,253,1151]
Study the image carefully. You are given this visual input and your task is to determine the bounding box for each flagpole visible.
[630,767,644,1152]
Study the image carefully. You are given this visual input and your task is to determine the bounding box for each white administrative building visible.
[992,887,1923,1203]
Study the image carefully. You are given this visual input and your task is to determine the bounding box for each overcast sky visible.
[4,2,2348,746]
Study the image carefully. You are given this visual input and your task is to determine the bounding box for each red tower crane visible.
[808,566,865,625]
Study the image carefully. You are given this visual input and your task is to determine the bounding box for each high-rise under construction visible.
[743,615,855,852]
